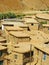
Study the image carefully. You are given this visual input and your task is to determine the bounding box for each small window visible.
[28,27,30,31]
[48,28,49,30]
[24,51,33,58]
[15,55,17,59]
[0,61,3,65]
[31,23,34,25]
[0,27,2,29]
[0,51,2,56]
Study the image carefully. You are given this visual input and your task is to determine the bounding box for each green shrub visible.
[40,21,47,24]
[3,13,8,19]
[0,12,26,19]
[0,12,17,19]
[7,12,16,18]
[0,13,3,20]
[16,14,25,19]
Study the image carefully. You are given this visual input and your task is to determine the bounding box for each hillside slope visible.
[0,0,49,12]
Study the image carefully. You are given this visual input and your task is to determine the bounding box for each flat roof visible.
[24,30,49,43]
[0,42,12,46]
[5,26,23,31]
[9,31,30,38]
[12,43,33,54]
[24,18,39,24]
[2,21,28,27]
[4,54,13,60]
[0,45,7,50]
[24,15,36,18]
[42,24,49,27]
[0,37,6,42]
[36,14,49,20]
[2,21,16,26]
[1,18,24,22]
[33,43,49,55]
